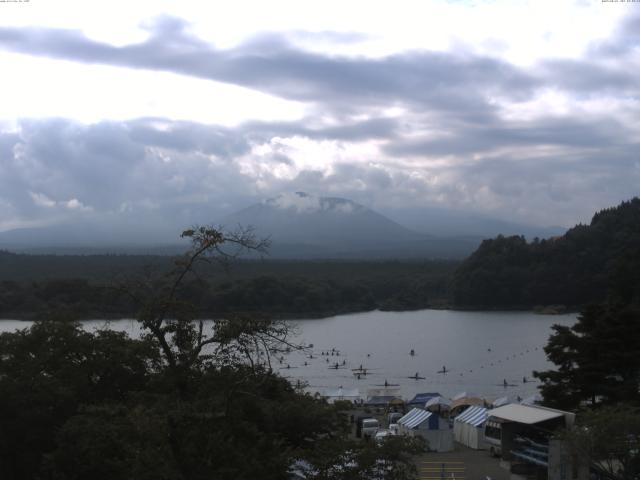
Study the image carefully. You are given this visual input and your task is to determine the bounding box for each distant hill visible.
[451,198,640,308]
[384,206,565,239]
[222,192,481,259]
[0,222,188,255]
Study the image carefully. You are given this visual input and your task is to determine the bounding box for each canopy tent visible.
[453,405,488,449]
[492,396,517,408]
[322,387,361,403]
[452,391,479,401]
[398,408,453,452]
[520,393,542,406]
[451,396,485,416]
[398,408,434,429]
[425,396,451,413]
[407,392,442,407]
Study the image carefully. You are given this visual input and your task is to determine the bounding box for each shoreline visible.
[0,304,579,322]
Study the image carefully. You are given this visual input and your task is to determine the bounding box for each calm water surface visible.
[1,309,576,401]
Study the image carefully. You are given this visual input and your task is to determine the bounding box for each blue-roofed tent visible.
[365,395,404,407]
[453,406,489,449]
[407,392,442,407]
[398,408,453,452]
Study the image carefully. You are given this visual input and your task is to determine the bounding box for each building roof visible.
[488,404,565,425]
[398,408,433,429]
[454,405,488,427]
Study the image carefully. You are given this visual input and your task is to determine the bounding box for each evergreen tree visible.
[534,302,640,410]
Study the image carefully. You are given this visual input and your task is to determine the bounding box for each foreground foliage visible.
[561,405,640,480]
[0,227,424,479]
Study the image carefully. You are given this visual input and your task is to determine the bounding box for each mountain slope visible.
[222,192,480,258]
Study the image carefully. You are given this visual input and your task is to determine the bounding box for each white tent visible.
[398,408,453,452]
[492,396,516,408]
[425,396,451,412]
[520,393,543,406]
[453,405,488,449]
[398,408,433,430]
[452,391,479,401]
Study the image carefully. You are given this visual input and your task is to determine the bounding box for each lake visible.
[0,309,576,402]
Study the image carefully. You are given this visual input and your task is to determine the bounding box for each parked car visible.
[374,428,396,444]
[361,418,380,438]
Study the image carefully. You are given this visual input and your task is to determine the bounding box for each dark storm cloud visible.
[0,119,257,226]
[0,16,537,117]
[127,119,250,159]
[1,114,638,233]
[539,59,639,93]
[1,14,637,113]
[384,115,633,157]
[241,116,400,143]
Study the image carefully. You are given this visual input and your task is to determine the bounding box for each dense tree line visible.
[0,261,453,320]
[534,301,640,411]
[533,297,640,479]
[452,198,640,308]
[0,227,425,479]
[530,199,640,478]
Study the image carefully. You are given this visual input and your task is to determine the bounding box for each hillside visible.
[451,198,640,309]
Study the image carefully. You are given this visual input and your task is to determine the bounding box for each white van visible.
[362,418,380,437]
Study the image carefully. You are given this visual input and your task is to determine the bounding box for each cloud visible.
[0,13,639,233]
[0,19,537,119]
[29,191,56,208]
[267,192,322,213]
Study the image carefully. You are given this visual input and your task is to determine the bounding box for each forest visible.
[0,227,425,479]
[1,198,639,320]
[0,253,455,320]
[451,198,640,309]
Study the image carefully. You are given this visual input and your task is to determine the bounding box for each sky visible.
[0,0,638,237]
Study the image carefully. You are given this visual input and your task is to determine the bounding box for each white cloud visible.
[29,191,56,208]
[29,191,93,212]
[269,192,322,213]
[64,198,93,212]
[0,2,638,235]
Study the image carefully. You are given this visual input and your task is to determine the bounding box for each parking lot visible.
[415,444,510,480]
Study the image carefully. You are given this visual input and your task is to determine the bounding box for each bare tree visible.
[118,225,309,394]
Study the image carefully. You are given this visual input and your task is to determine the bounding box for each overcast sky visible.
[0,0,638,235]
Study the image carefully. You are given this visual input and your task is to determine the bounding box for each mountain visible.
[382,206,565,239]
[451,197,640,308]
[0,221,187,255]
[221,192,481,259]
[0,192,562,259]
